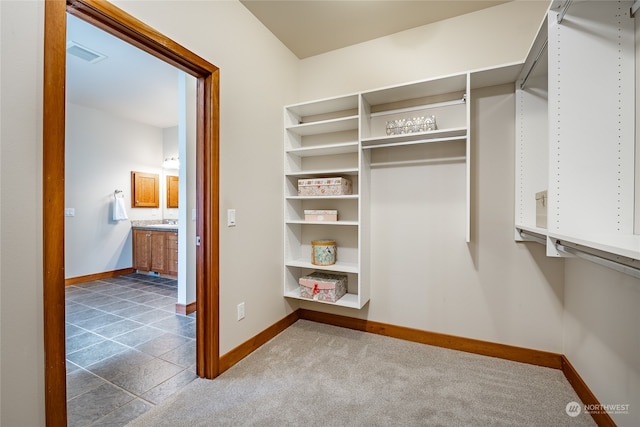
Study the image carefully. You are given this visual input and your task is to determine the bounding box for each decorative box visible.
[385,115,437,135]
[299,272,347,303]
[304,210,338,222]
[535,190,547,229]
[298,177,352,196]
[311,240,336,266]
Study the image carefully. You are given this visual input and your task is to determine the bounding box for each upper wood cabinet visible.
[166,175,179,208]
[131,171,159,208]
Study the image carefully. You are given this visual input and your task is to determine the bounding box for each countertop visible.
[131,224,178,232]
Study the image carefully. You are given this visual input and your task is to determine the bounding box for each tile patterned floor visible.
[65,273,197,427]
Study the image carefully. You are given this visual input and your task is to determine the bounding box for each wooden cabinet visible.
[166,232,179,276]
[132,229,178,276]
[131,171,160,208]
[166,175,179,208]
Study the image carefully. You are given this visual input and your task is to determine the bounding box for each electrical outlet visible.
[237,302,245,320]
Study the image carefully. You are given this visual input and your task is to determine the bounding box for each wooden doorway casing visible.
[43,0,220,425]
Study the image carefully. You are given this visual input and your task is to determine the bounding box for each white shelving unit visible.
[515,1,640,264]
[284,73,478,308]
[284,94,367,309]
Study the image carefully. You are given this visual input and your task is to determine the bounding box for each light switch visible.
[64,208,75,217]
[227,209,236,227]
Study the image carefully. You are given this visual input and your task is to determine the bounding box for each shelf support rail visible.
[519,39,548,90]
[555,241,640,280]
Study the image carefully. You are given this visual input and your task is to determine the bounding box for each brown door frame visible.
[43,0,220,424]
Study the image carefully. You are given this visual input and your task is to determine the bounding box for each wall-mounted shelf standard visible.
[514,0,639,274]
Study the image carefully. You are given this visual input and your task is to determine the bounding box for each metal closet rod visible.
[520,0,573,90]
[369,96,466,118]
[556,242,640,280]
[518,229,640,279]
[519,39,548,90]
[557,0,573,24]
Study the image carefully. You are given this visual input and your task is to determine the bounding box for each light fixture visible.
[162,157,180,169]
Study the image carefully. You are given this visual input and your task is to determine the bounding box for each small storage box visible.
[311,239,336,266]
[299,272,347,303]
[535,190,547,229]
[298,177,352,196]
[304,210,338,222]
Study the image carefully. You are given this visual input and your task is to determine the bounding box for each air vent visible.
[66,41,107,64]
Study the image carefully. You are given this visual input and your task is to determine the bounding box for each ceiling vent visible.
[66,41,107,64]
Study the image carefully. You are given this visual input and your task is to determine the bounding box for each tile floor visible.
[65,273,197,427]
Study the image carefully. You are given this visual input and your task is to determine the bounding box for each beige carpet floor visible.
[128,320,596,426]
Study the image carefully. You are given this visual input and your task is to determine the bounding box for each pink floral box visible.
[299,272,347,303]
[298,177,352,196]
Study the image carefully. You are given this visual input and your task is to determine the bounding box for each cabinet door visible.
[166,175,179,208]
[150,232,166,273]
[131,171,160,208]
[166,232,178,276]
[133,229,151,270]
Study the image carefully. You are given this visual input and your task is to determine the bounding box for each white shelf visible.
[285,259,359,274]
[286,168,359,178]
[286,142,359,157]
[286,116,358,136]
[361,127,467,149]
[284,288,361,309]
[515,224,549,237]
[286,195,359,201]
[549,232,640,262]
[361,74,467,106]
[286,220,359,226]
[286,95,358,117]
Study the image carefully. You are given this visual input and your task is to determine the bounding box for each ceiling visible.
[66,1,510,129]
[240,1,510,59]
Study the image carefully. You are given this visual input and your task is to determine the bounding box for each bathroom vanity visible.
[132,224,178,276]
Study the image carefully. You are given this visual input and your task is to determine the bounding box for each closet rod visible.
[518,230,547,245]
[557,0,573,24]
[362,135,466,150]
[519,39,548,90]
[369,97,465,118]
[632,0,640,17]
[556,243,640,280]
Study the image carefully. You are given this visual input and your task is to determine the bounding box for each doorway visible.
[43,1,220,425]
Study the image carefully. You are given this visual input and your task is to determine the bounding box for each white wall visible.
[298,1,551,101]
[563,260,640,426]
[0,1,45,425]
[110,0,300,354]
[297,1,561,352]
[0,0,298,424]
[65,103,165,278]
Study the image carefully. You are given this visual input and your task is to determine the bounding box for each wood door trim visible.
[43,1,220,425]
